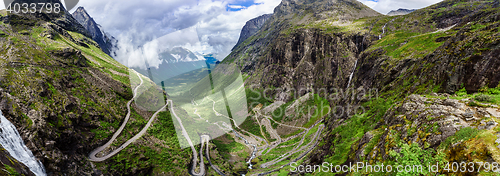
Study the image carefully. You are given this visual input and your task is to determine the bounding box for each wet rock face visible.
[0,146,35,176]
[260,29,363,93]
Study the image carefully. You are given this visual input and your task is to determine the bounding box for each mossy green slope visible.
[0,8,228,175]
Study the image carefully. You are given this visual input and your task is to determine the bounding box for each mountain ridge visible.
[72,7,117,56]
[233,14,272,50]
[387,8,416,16]
[0,4,172,175]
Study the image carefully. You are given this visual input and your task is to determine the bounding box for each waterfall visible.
[379,23,387,39]
[346,59,358,89]
[379,18,397,40]
[0,111,46,176]
[232,130,257,170]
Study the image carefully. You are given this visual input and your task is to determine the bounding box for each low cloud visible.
[60,0,279,69]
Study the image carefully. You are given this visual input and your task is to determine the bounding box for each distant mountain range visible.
[134,47,218,85]
[72,7,117,56]
[160,47,206,63]
[387,8,416,16]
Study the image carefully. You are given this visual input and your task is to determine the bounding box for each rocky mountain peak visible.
[232,14,272,50]
[387,8,416,16]
[73,7,91,20]
[274,0,380,20]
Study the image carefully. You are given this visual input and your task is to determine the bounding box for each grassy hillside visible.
[0,8,230,175]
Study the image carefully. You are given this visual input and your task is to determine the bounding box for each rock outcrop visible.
[0,146,35,176]
[358,94,500,161]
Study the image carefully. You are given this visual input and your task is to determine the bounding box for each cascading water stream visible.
[379,18,396,40]
[232,130,257,170]
[346,59,358,89]
[0,111,46,176]
[379,23,387,39]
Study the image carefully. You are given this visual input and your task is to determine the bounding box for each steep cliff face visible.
[233,14,272,50]
[0,146,35,176]
[72,7,116,56]
[229,0,500,114]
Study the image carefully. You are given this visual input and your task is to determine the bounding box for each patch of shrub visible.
[474,94,493,102]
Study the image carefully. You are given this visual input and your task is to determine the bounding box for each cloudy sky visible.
[1,0,443,68]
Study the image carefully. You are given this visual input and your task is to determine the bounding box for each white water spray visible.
[379,23,387,39]
[0,111,46,176]
[346,59,358,89]
[233,130,257,170]
[379,18,397,40]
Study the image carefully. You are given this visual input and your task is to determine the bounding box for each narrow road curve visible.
[252,107,309,155]
[254,108,307,130]
[207,98,269,146]
[201,135,226,176]
[89,71,145,162]
[260,124,324,169]
[261,118,281,142]
[204,96,265,171]
[255,124,325,176]
[168,100,206,176]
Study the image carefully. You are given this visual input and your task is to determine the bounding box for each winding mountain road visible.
[201,135,227,176]
[259,124,324,169]
[89,72,168,162]
[168,100,206,176]
[89,72,145,162]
